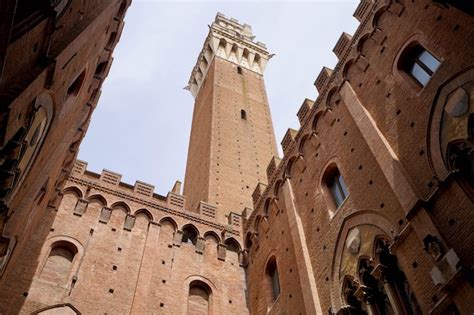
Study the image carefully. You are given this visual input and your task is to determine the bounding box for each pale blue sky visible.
[78,0,360,195]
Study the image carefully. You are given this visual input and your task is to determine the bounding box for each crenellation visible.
[281,128,298,156]
[297,98,315,125]
[333,32,353,60]
[100,169,122,186]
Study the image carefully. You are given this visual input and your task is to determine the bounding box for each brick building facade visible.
[0,0,473,314]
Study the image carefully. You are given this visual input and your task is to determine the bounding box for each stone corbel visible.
[217,243,226,261]
[294,154,306,173]
[123,214,135,231]
[195,237,205,254]
[309,132,321,151]
[173,230,183,247]
[99,207,112,223]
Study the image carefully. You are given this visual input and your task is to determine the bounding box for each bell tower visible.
[184,13,278,224]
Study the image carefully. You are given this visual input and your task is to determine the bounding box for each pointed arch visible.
[159,217,178,231]
[311,110,325,134]
[273,179,282,197]
[62,186,83,199]
[133,208,153,222]
[298,134,310,155]
[245,232,253,250]
[356,32,372,54]
[285,156,297,178]
[330,210,398,311]
[86,194,107,207]
[263,198,272,217]
[110,201,131,213]
[181,224,199,245]
[203,231,221,244]
[254,215,262,232]
[342,58,356,81]
[224,237,241,253]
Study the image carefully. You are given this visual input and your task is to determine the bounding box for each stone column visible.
[130,222,161,314]
[281,178,323,315]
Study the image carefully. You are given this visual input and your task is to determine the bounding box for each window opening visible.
[403,46,440,86]
[327,169,349,208]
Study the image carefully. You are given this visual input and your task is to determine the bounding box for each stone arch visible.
[181,224,200,245]
[371,5,390,29]
[273,179,282,198]
[245,232,253,250]
[326,87,341,109]
[5,91,55,203]
[133,208,153,221]
[38,235,84,287]
[133,209,153,229]
[32,303,80,315]
[86,194,107,207]
[183,275,219,315]
[263,198,272,217]
[342,58,356,81]
[224,237,241,265]
[263,253,281,306]
[110,201,131,213]
[254,215,262,233]
[428,66,474,180]
[298,133,310,156]
[311,110,325,134]
[356,32,372,55]
[159,217,178,231]
[285,156,298,178]
[203,231,221,244]
[330,210,398,311]
[62,186,83,199]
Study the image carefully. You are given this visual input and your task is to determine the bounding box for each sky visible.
[78,0,360,196]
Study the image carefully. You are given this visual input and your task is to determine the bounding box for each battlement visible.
[186,13,273,98]
[69,160,247,226]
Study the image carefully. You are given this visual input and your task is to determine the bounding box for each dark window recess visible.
[95,61,108,77]
[241,110,247,120]
[67,70,86,96]
[327,169,349,208]
[237,66,243,74]
[106,32,118,49]
[401,45,440,86]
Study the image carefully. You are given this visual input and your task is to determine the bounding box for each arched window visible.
[188,280,212,315]
[241,109,247,120]
[324,166,349,209]
[265,257,280,305]
[237,66,243,75]
[358,258,394,315]
[41,241,77,285]
[399,44,440,87]
[182,225,198,245]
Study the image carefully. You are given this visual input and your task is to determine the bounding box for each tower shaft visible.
[184,14,277,223]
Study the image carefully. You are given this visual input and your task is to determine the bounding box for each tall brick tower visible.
[184,13,278,223]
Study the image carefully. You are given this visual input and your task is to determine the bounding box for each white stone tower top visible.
[186,13,273,98]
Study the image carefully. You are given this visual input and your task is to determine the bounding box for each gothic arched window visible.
[265,257,281,306]
[323,165,349,210]
[181,224,199,245]
[41,241,77,285]
[188,280,212,315]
